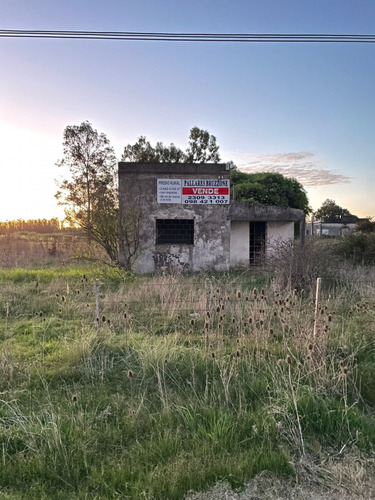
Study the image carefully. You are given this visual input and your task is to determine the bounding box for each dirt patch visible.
[185,454,375,500]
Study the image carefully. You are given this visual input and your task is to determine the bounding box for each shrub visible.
[266,238,339,292]
[334,233,375,265]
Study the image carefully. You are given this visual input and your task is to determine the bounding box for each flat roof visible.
[229,201,305,222]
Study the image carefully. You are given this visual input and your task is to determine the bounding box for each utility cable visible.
[1,30,375,43]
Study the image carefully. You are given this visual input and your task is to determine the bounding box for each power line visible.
[1,30,375,43]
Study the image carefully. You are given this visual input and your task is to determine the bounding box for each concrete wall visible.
[118,163,231,273]
[266,221,294,256]
[230,221,249,267]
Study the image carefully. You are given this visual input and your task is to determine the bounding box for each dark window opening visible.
[156,219,194,245]
[249,221,266,266]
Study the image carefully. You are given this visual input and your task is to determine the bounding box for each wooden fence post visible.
[313,277,322,337]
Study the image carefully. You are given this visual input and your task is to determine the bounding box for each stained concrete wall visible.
[118,163,231,273]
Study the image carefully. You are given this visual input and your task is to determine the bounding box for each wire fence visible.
[1,273,374,333]
[89,275,375,336]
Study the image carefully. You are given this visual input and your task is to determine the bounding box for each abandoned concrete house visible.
[118,162,305,273]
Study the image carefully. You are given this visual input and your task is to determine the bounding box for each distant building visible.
[306,215,367,237]
[118,162,305,272]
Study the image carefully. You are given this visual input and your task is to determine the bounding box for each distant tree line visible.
[0,218,68,235]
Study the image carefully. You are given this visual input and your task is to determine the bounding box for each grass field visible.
[0,243,375,499]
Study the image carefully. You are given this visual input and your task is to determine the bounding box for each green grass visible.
[0,264,132,285]
[0,266,374,499]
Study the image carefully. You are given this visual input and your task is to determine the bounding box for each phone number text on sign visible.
[181,179,230,204]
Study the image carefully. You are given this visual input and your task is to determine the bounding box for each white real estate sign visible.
[157,179,182,203]
[157,179,230,205]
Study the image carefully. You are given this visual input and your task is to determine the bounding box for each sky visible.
[1,0,375,220]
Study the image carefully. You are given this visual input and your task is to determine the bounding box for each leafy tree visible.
[314,199,356,222]
[121,126,220,163]
[231,170,310,212]
[184,126,221,163]
[122,136,184,163]
[56,121,116,229]
[55,121,122,264]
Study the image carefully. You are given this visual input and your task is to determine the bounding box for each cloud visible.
[224,151,352,187]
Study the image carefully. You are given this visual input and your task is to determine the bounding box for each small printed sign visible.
[157,179,182,203]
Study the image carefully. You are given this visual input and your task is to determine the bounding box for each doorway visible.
[249,221,266,266]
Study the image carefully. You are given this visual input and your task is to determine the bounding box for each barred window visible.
[156,219,194,245]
